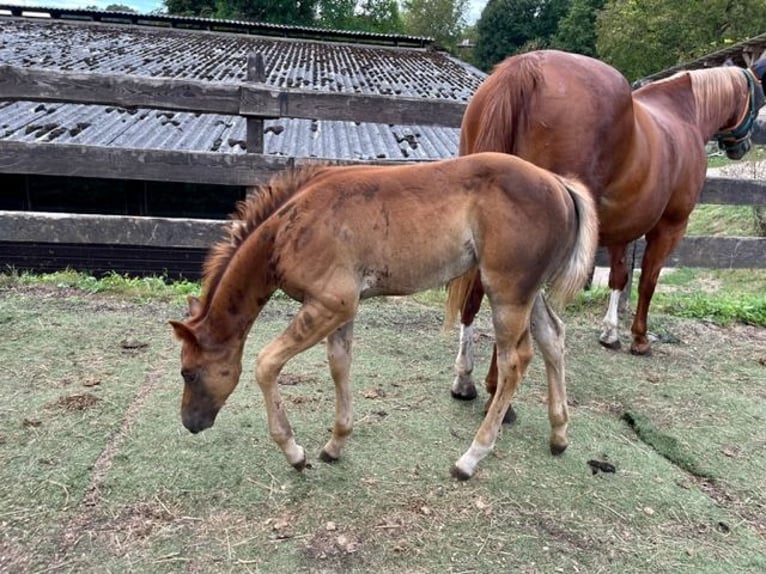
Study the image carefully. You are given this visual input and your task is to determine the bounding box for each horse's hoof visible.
[291,457,309,471]
[450,387,478,401]
[599,338,621,351]
[630,343,652,356]
[502,405,518,425]
[550,442,568,456]
[450,465,473,481]
[318,449,338,463]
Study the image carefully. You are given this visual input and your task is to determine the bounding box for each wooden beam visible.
[239,84,466,126]
[0,64,466,127]
[701,176,766,205]
[0,64,241,115]
[0,141,413,186]
[0,141,287,186]
[0,210,225,248]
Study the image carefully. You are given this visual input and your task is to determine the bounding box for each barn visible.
[0,5,485,277]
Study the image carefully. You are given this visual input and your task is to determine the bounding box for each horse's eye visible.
[181,369,199,384]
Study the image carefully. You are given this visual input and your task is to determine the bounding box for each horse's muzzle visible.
[724,139,751,160]
[182,409,218,433]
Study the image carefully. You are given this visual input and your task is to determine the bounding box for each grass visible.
[1,270,765,572]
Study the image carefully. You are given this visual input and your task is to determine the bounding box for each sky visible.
[9,0,487,24]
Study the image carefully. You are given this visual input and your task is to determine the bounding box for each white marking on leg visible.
[452,323,476,396]
[453,438,494,478]
[599,289,622,345]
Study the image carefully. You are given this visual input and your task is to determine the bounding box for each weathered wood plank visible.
[0,64,241,115]
[595,235,766,269]
[701,177,766,205]
[0,210,225,248]
[0,64,466,127]
[4,211,765,269]
[0,141,288,185]
[0,141,411,185]
[239,84,466,126]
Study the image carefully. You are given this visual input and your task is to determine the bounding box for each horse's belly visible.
[359,236,476,298]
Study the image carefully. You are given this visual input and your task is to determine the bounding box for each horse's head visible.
[169,296,244,434]
[715,63,766,160]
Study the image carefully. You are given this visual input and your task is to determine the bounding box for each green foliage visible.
[215,0,317,24]
[550,0,604,56]
[0,269,199,302]
[402,0,470,51]
[660,291,766,326]
[163,0,215,17]
[596,0,766,81]
[473,0,570,71]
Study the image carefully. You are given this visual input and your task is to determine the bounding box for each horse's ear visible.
[187,295,202,317]
[169,320,198,346]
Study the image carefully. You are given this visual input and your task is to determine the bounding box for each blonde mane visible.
[686,67,747,128]
[200,164,328,306]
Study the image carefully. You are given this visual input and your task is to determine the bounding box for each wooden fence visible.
[1,58,765,278]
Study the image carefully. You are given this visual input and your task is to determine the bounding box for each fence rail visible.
[1,61,765,277]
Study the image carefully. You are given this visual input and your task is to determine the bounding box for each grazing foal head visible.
[169,296,245,434]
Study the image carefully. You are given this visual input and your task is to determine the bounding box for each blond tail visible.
[443,269,480,332]
[546,176,599,309]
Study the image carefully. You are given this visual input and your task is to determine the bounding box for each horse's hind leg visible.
[452,302,533,480]
[599,244,629,349]
[320,321,355,462]
[256,299,356,471]
[451,276,484,401]
[530,294,569,454]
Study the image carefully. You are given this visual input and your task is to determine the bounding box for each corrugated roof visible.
[0,11,482,161]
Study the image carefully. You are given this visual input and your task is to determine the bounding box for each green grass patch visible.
[0,268,200,302]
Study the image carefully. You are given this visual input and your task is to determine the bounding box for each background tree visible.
[164,0,216,17]
[401,0,470,52]
[596,0,766,81]
[472,0,570,71]
[550,0,603,56]
[215,0,317,25]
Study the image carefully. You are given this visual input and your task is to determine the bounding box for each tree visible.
[164,0,216,17]
[550,0,604,57]
[596,0,766,81]
[215,0,317,25]
[402,0,470,52]
[472,0,570,71]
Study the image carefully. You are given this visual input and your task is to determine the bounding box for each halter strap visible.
[715,68,765,147]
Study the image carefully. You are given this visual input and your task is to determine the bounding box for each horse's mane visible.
[199,164,328,305]
[687,66,747,127]
[652,66,746,127]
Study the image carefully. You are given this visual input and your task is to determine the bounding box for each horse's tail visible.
[546,176,599,308]
[462,54,539,155]
[443,268,479,331]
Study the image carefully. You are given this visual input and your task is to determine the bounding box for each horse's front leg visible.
[599,244,630,349]
[256,300,354,471]
[452,303,533,480]
[630,221,686,355]
[320,321,355,462]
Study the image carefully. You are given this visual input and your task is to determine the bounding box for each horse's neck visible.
[689,69,747,138]
[203,230,276,342]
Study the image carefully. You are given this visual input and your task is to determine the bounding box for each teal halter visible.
[714,68,765,151]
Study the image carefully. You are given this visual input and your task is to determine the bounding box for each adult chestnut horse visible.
[449,50,766,419]
[170,152,598,480]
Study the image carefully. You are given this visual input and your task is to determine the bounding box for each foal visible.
[170,152,598,479]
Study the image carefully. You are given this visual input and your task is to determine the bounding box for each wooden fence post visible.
[246,53,266,155]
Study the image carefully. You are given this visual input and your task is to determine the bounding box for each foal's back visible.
[265,153,579,299]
